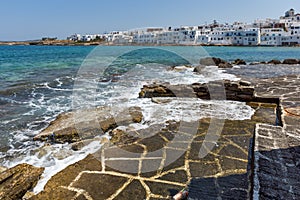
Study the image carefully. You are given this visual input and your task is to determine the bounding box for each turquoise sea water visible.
[0,45,300,192]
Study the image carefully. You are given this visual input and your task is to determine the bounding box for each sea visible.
[0,45,300,193]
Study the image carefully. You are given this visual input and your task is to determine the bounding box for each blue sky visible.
[1,0,300,41]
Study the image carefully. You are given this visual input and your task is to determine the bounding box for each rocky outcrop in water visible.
[139,80,255,102]
[282,58,299,65]
[193,65,206,73]
[232,59,246,65]
[267,59,282,65]
[249,59,299,65]
[34,106,143,144]
[0,164,44,200]
[199,57,233,68]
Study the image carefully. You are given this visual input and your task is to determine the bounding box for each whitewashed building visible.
[261,28,286,46]
[195,28,212,44]
[281,35,300,46]
[133,32,157,44]
[67,8,300,46]
[242,28,261,45]
[67,34,82,41]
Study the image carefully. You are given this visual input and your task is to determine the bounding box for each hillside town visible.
[68,9,300,46]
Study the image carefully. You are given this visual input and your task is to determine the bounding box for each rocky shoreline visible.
[0,57,300,199]
[0,40,105,46]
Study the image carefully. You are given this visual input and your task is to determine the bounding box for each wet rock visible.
[151,97,173,104]
[193,65,206,73]
[139,84,196,98]
[139,84,175,98]
[200,57,221,66]
[34,106,143,144]
[218,62,233,68]
[199,57,233,68]
[268,59,281,65]
[0,164,44,200]
[282,59,299,65]
[232,59,246,65]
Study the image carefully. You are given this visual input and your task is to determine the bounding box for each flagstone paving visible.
[31,102,277,200]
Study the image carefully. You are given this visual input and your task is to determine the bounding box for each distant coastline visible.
[1,40,300,47]
[0,40,103,46]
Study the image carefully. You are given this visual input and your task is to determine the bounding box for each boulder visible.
[283,59,299,65]
[199,57,233,68]
[268,59,281,65]
[0,164,44,200]
[232,59,246,65]
[34,106,143,144]
[200,57,226,66]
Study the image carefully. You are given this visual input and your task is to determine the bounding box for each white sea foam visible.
[125,98,255,127]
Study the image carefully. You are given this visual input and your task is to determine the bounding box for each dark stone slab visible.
[115,180,146,200]
[72,173,128,199]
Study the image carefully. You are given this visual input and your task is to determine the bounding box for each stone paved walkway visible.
[253,75,300,200]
